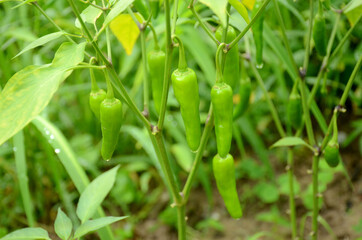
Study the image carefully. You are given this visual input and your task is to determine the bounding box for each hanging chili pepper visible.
[324,116,339,167]
[171,36,201,151]
[100,71,123,161]
[212,44,233,158]
[213,153,243,219]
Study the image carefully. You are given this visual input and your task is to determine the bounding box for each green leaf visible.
[103,0,134,28]
[0,42,86,146]
[13,32,64,59]
[54,208,73,240]
[76,166,120,223]
[171,144,193,172]
[0,228,50,240]
[73,216,127,239]
[270,137,315,152]
[229,0,250,24]
[198,0,228,27]
[75,4,103,29]
[254,182,279,203]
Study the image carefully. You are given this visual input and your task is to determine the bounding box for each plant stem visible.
[303,0,314,71]
[177,205,186,240]
[215,43,226,83]
[287,148,297,240]
[148,23,160,50]
[172,35,188,70]
[172,0,179,35]
[188,0,219,44]
[228,0,271,50]
[182,106,214,202]
[157,0,173,130]
[152,133,181,203]
[311,155,319,240]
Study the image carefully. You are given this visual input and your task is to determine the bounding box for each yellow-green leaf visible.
[110,14,140,55]
[229,0,250,24]
[242,0,255,10]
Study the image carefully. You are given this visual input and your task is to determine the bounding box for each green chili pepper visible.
[233,59,251,119]
[251,0,264,67]
[134,0,149,20]
[313,9,327,57]
[287,85,302,129]
[213,153,242,219]
[215,26,239,89]
[89,67,106,120]
[324,116,339,167]
[148,49,166,114]
[171,36,201,151]
[150,0,159,18]
[211,82,233,158]
[100,72,123,161]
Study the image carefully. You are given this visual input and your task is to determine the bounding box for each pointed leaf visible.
[13,32,64,59]
[270,137,315,152]
[0,228,50,240]
[110,14,140,55]
[198,0,228,27]
[76,166,120,223]
[229,0,250,24]
[73,216,127,239]
[54,208,73,240]
[0,42,86,146]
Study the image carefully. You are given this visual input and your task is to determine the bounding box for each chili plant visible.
[0,0,361,240]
